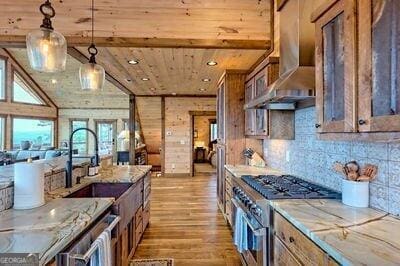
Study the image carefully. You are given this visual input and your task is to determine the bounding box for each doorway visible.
[95,119,117,159]
[189,111,217,176]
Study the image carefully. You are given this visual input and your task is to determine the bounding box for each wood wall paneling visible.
[164,97,216,174]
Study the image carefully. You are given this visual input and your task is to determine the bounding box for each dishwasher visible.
[57,212,120,266]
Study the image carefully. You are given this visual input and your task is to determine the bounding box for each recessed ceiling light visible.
[207,61,218,66]
[199,88,206,92]
[141,77,150,81]
[171,92,177,96]
[128,59,139,65]
[202,78,211,82]
[126,78,132,82]
[149,87,156,91]
[51,79,57,84]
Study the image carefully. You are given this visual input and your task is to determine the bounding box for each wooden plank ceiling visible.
[8,48,128,109]
[75,47,265,95]
[0,0,272,49]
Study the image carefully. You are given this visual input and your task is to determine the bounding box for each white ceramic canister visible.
[342,179,369,207]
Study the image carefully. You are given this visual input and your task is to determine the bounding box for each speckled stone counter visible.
[47,165,152,199]
[226,164,400,265]
[225,164,282,177]
[0,198,113,265]
[270,199,400,265]
[0,165,152,265]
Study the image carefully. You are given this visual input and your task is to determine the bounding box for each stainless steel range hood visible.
[247,0,321,110]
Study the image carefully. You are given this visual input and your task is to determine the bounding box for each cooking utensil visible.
[357,164,378,182]
[344,161,360,181]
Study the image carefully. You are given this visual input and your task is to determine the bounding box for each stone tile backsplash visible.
[263,107,400,216]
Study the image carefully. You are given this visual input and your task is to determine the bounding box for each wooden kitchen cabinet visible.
[273,211,339,266]
[358,0,400,132]
[313,0,356,133]
[224,171,233,226]
[245,79,256,136]
[216,70,247,211]
[244,57,279,138]
[313,0,400,140]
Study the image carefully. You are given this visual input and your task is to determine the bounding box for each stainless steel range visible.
[231,174,341,266]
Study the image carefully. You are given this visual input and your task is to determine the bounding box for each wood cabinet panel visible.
[314,0,356,133]
[274,212,339,266]
[143,202,150,230]
[245,80,256,136]
[273,236,301,266]
[358,0,400,132]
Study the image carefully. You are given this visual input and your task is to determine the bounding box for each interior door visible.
[95,120,117,159]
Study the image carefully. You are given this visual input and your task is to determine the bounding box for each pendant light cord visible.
[88,0,97,63]
[91,0,94,45]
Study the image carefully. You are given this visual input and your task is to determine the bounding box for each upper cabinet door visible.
[358,0,400,132]
[255,71,266,98]
[245,79,256,136]
[217,81,225,143]
[314,0,357,133]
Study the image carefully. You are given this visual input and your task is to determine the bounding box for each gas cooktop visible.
[241,174,341,200]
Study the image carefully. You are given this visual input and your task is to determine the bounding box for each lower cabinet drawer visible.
[274,236,301,266]
[274,212,339,266]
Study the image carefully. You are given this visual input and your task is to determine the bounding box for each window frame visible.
[0,55,7,101]
[69,118,89,154]
[11,68,46,106]
[11,116,56,150]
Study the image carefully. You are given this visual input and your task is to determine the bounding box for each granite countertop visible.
[225,165,400,265]
[0,156,91,190]
[225,164,282,177]
[0,154,115,190]
[0,164,152,265]
[270,199,400,265]
[47,165,152,199]
[0,198,113,265]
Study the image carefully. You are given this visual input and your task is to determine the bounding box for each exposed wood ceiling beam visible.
[67,47,133,95]
[0,36,271,50]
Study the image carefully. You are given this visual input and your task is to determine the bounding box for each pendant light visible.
[79,0,105,90]
[26,0,67,73]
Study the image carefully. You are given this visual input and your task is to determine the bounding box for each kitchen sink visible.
[65,182,133,200]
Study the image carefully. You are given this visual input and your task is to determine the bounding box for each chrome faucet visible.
[66,127,99,188]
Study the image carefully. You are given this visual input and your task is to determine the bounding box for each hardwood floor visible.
[133,173,241,266]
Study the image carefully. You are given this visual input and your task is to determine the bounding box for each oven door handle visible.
[231,198,266,237]
[69,214,120,264]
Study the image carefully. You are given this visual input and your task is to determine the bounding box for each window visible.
[13,72,44,105]
[0,117,4,150]
[71,120,88,154]
[0,59,5,100]
[12,118,54,149]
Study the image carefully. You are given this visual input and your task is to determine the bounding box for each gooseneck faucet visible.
[66,127,99,188]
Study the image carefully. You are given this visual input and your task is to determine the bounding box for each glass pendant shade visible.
[79,62,105,90]
[26,28,67,73]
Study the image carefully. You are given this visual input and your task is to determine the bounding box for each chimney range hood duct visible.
[257,0,321,109]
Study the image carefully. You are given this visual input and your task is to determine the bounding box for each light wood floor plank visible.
[133,174,241,265]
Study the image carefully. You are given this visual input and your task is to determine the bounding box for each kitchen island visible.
[0,165,152,265]
[225,164,400,266]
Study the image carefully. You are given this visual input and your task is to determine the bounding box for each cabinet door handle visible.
[315,123,321,128]
[358,119,366,125]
